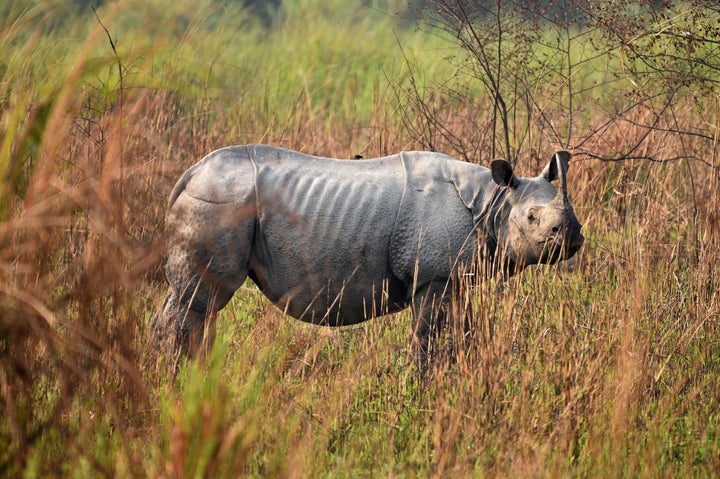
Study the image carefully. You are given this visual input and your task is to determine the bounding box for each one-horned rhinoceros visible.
[151,144,584,366]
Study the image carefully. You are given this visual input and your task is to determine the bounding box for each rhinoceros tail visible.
[167,161,202,210]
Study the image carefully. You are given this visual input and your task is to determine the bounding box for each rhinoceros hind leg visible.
[151,286,222,372]
[153,196,255,370]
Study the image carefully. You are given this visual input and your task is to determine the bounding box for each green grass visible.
[2,0,720,477]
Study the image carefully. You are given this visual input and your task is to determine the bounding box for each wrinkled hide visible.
[152,145,584,368]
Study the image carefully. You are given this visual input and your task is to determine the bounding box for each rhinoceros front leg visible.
[411,280,451,371]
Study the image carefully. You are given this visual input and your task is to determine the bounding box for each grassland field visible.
[1,0,720,477]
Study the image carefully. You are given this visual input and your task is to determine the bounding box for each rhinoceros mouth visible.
[538,241,564,263]
[540,232,584,262]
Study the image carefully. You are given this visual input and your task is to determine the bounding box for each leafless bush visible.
[399,1,720,170]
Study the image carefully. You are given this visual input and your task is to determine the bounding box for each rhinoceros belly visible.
[247,155,409,326]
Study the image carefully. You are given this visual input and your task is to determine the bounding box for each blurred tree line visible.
[1,0,676,31]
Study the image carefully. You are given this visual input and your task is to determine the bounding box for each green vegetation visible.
[2,0,719,477]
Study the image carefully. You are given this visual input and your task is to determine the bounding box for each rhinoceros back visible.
[167,145,483,326]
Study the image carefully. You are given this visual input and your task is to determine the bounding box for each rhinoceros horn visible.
[553,151,570,206]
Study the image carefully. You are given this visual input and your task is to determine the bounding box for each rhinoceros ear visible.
[491,160,518,188]
[542,151,571,182]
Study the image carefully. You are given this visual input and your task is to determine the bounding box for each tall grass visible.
[1,0,719,477]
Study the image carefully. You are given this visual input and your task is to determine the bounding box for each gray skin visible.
[151,144,584,368]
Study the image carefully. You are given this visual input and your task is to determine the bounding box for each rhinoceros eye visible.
[527,209,537,223]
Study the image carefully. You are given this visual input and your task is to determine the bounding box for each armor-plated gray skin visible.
[152,144,584,367]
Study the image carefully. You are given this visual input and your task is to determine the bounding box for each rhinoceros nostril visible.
[552,226,559,234]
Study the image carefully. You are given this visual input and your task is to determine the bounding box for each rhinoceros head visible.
[490,151,584,271]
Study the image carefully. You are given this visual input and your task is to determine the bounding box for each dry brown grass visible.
[3,82,720,477]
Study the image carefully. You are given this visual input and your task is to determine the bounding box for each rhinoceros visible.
[151,144,584,367]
